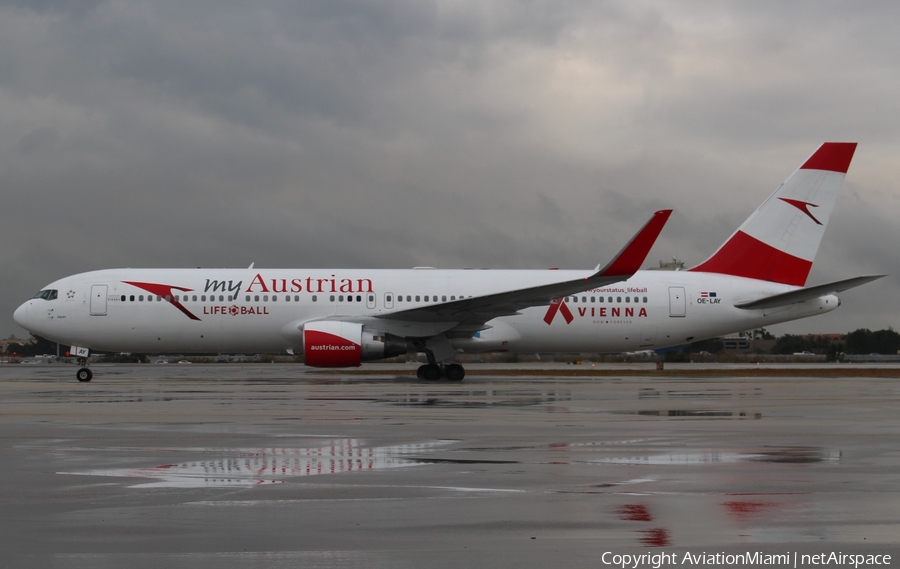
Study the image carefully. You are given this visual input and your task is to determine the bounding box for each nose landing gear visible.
[76,367,93,382]
[75,356,92,382]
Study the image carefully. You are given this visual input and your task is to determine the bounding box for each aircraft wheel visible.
[445,364,465,382]
[422,364,442,381]
[76,368,93,382]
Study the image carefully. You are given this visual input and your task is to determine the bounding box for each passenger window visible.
[312,295,317,302]
[330,295,335,302]
[625,297,630,303]
[415,296,420,302]
[263,295,269,302]
[339,295,344,302]
[130,295,135,302]
[272,295,277,302]
[386,295,393,303]
[643,296,648,303]
[201,295,207,301]
[617,297,621,303]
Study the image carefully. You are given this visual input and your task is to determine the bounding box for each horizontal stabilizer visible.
[734,275,885,310]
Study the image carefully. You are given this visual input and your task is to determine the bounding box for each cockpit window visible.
[33,289,58,301]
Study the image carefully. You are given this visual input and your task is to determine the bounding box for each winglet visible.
[595,209,672,278]
[800,142,856,173]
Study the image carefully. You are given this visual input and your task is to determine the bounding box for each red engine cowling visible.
[303,321,363,367]
[302,321,408,368]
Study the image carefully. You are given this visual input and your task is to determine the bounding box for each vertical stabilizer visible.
[689,142,856,286]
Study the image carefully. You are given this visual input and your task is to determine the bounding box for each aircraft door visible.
[90,285,108,316]
[384,292,394,310]
[366,293,376,309]
[668,287,686,317]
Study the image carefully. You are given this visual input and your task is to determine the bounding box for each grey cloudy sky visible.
[2,0,898,339]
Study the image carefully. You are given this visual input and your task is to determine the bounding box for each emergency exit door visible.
[668,287,686,317]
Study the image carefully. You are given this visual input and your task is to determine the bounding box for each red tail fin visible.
[689,142,856,286]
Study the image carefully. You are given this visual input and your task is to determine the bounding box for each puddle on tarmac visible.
[616,504,673,547]
[616,409,763,419]
[59,439,451,488]
[379,388,572,408]
[639,387,763,399]
[592,447,841,466]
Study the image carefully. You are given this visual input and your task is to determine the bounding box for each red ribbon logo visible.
[123,281,201,321]
[543,298,574,325]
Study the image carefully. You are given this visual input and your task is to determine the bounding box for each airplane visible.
[14,142,883,382]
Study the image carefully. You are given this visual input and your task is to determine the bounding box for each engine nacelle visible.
[303,321,408,368]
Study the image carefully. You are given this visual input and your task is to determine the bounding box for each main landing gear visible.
[416,363,465,382]
[76,357,92,382]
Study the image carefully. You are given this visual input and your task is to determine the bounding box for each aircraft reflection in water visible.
[59,440,450,488]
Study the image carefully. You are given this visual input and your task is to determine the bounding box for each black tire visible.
[445,364,465,382]
[76,368,93,382]
[422,364,442,381]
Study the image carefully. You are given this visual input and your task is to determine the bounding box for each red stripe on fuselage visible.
[688,231,812,286]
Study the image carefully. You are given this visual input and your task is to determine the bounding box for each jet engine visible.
[303,321,408,367]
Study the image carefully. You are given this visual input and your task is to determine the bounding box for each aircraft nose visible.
[13,302,29,329]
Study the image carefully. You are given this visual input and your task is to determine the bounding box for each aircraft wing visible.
[734,275,886,310]
[377,209,672,327]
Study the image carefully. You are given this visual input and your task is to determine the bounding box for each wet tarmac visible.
[2,363,899,568]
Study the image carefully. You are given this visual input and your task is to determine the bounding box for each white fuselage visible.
[15,267,838,356]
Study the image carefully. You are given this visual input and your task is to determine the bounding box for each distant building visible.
[720,329,776,353]
[1,335,35,353]
[648,258,685,271]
